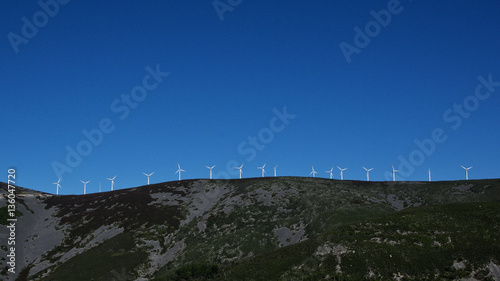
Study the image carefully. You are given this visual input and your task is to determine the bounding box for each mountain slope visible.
[1,177,499,280]
[222,202,500,280]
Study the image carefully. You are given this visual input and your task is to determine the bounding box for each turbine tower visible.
[143,172,154,185]
[273,165,278,177]
[107,175,116,191]
[391,166,399,182]
[362,167,373,181]
[460,165,473,180]
[257,163,266,177]
[175,164,186,181]
[325,168,334,179]
[428,168,431,182]
[235,164,244,179]
[310,166,318,178]
[337,166,347,180]
[205,165,216,179]
[80,180,90,195]
[53,178,61,195]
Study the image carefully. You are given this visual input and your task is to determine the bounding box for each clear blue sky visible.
[2,0,500,194]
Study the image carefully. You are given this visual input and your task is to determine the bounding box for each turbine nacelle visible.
[235,164,244,179]
[362,167,373,181]
[461,165,473,180]
[53,178,62,195]
[337,166,347,180]
[257,163,266,177]
[175,164,186,181]
[107,175,117,191]
[143,172,154,185]
[310,166,318,177]
[325,168,334,179]
[206,165,216,179]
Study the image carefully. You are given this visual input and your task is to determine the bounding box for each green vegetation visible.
[0,205,22,225]
[152,263,219,281]
[38,233,147,281]
[3,178,500,280]
[221,202,500,280]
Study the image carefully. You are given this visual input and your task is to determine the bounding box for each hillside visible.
[223,202,500,280]
[1,177,499,280]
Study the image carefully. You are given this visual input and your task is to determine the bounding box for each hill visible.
[0,177,499,280]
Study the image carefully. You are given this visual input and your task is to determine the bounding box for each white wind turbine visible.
[310,166,318,178]
[205,165,216,179]
[391,166,399,182]
[53,178,62,195]
[428,168,431,182]
[337,166,347,180]
[235,164,244,179]
[273,165,278,177]
[80,180,90,195]
[362,167,373,181]
[325,167,334,179]
[107,175,116,191]
[460,165,473,180]
[143,172,154,185]
[175,164,186,181]
[257,163,266,177]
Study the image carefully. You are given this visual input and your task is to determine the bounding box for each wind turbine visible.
[53,178,61,195]
[325,168,334,179]
[205,165,216,179]
[460,165,473,180]
[428,168,431,182]
[235,164,244,179]
[143,172,154,185]
[257,163,266,177]
[175,164,186,181]
[362,167,373,181]
[310,166,318,178]
[337,166,347,180]
[107,175,116,191]
[391,166,399,182]
[80,180,90,195]
[273,165,278,177]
